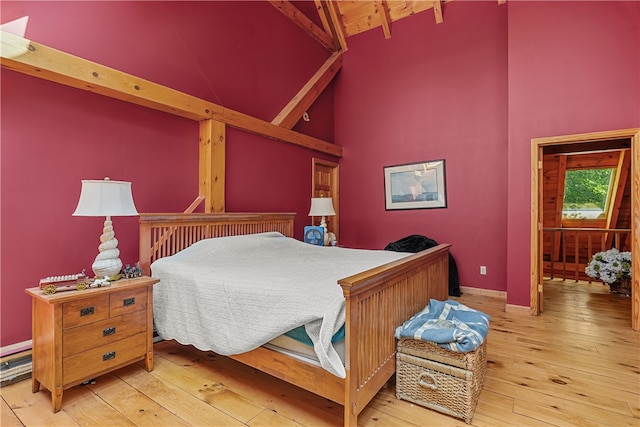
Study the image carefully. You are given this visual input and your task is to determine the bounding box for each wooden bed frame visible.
[139,212,450,427]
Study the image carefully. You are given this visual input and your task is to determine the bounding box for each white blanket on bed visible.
[151,232,409,378]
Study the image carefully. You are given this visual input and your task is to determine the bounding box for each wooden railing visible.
[543,227,631,281]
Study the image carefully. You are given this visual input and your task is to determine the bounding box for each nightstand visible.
[25,276,159,412]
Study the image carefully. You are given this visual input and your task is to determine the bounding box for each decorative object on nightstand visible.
[122,262,144,279]
[25,276,159,412]
[73,178,138,278]
[304,226,325,246]
[308,196,336,246]
[39,271,89,295]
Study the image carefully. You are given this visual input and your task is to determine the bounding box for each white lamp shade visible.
[308,197,336,217]
[73,179,138,217]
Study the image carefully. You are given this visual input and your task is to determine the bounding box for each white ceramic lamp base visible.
[91,219,123,278]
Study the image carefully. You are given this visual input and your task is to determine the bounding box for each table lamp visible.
[308,197,336,246]
[73,177,138,278]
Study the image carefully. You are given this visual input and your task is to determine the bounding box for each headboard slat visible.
[138,213,296,274]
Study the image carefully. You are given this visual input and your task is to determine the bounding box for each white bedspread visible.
[151,232,409,378]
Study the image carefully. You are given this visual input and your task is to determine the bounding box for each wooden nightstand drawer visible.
[62,294,110,329]
[62,310,147,357]
[63,332,146,386]
[109,287,147,317]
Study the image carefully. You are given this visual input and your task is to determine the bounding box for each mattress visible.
[265,334,345,366]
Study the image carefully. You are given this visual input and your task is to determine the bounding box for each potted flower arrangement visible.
[585,248,632,296]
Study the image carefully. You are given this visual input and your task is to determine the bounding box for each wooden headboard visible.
[138,212,296,274]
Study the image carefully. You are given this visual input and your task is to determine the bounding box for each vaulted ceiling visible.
[272,0,506,51]
[266,0,506,134]
[0,1,508,159]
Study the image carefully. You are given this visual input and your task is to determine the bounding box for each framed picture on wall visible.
[384,159,447,210]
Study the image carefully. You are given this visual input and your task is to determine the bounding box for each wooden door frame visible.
[530,128,640,331]
[312,158,340,241]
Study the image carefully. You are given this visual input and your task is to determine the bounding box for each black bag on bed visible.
[384,234,462,297]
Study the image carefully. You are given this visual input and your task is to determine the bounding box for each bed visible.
[139,212,450,427]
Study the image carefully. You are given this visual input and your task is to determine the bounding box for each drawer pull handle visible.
[123,297,136,306]
[103,327,116,336]
[80,307,94,316]
[418,372,438,390]
[103,351,116,361]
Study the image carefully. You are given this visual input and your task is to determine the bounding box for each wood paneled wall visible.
[542,148,632,278]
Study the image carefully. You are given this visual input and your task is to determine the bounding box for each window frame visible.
[561,166,615,222]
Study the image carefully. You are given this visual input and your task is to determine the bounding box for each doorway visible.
[312,158,340,242]
[531,128,640,330]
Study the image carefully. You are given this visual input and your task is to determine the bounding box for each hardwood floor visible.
[2,280,639,426]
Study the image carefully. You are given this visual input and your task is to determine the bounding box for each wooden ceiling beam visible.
[314,0,337,50]
[605,150,631,238]
[272,51,343,129]
[1,32,217,121]
[327,1,348,51]
[220,105,342,156]
[317,0,348,52]
[433,1,444,24]
[269,0,335,51]
[0,30,342,158]
[379,1,392,39]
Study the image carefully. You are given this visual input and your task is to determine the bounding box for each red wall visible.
[335,2,509,292]
[336,1,639,307]
[1,1,335,347]
[506,1,640,306]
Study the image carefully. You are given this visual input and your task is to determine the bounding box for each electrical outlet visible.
[480,266,487,275]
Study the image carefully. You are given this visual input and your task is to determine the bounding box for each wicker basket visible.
[396,338,487,424]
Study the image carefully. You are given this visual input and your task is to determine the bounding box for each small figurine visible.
[92,276,110,287]
[122,262,143,279]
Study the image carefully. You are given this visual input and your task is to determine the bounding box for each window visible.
[562,168,614,219]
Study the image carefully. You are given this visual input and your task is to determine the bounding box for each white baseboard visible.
[1,340,32,358]
[460,286,531,313]
[460,286,507,299]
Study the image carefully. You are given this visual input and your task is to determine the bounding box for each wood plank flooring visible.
[2,279,638,426]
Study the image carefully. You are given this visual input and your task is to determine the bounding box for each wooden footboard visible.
[138,213,449,427]
[339,244,449,425]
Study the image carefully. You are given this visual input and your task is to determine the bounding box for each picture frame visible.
[384,159,447,210]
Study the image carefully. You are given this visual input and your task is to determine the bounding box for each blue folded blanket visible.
[395,299,490,352]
